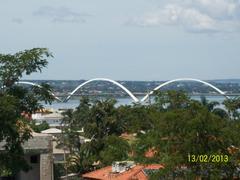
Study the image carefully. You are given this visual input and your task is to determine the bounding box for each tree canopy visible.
[0,48,54,176]
[62,91,240,179]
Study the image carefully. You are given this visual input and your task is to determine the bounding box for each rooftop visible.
[0,132,52,154]
[41,128,62,134]
[82,163,164,180]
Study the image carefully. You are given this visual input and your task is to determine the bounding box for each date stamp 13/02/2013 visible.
[188,154,229,163]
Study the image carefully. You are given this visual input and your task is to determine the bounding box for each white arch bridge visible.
[141,78,228,102]
[13,78,229,103]
[64,78,139,102]
[15,81,62,102]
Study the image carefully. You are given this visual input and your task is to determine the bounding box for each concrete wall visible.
[16,155,40,180]
[1,133,53,180]
[17,133,53,180]
[40,153,53,180]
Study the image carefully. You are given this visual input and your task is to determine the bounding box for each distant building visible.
[82,161,164,180]
[32,110,63,128]
[0,132,53,180]
[41,127,62,135]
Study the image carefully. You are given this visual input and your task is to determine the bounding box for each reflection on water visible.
[42,96,232,110]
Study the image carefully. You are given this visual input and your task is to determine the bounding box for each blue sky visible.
[1,0,240,81]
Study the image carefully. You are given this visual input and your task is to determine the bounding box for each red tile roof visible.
[82,164,164,180]
[144,147,157,158]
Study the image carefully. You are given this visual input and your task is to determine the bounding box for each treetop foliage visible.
[62,90,240,179]
[0,48,52,87]
[0,48,53,176]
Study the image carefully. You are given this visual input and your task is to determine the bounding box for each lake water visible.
[43,95,230,110]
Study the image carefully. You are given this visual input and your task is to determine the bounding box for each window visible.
[30,155,38,164]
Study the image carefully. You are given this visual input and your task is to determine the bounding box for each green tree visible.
[200,95,228,119]
[117,104,154,133]
[223,97,240,119]
[153,90,191,111]
[0,48,54,176]
[62,98,130,174]
[83,98,121,139]
[133,91,240,179]
[29,120,50,133]
[61,90,240,178]
[99,135,130,165]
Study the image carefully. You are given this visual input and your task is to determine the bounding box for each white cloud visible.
[33,6,90,23]
[194,0,240,20]
[130,0,240,33]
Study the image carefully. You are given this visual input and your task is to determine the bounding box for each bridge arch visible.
[141,78,228,102]
[64,78,139,103]
[16,81,62,102]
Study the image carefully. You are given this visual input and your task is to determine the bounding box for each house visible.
[40,127,88,164]
[32,110,63,128]
[0,132,53,180]
[82,161,164,180]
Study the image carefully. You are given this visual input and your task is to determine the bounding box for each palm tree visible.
[200,96,228,119]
